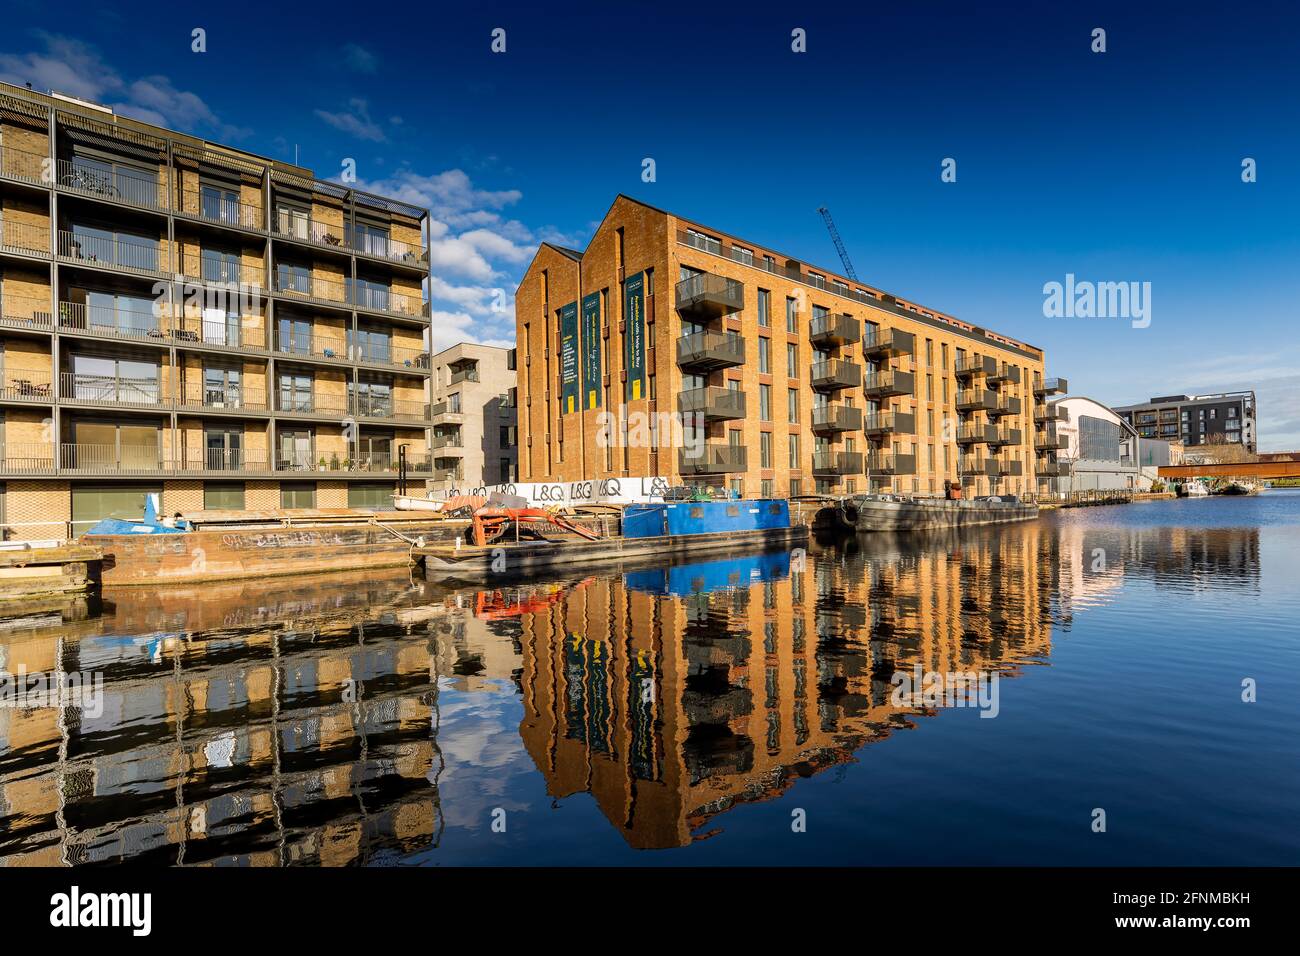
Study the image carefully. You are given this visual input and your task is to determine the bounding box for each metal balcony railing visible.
[353,284,425,318]
[353,341,429,370]
[674,272,744,317]
[1034,376,1069,396]
[273,209,346,249]
[676,329,745,369]
[273,271,349,305]
[0,295,55,331]
[0,218,50,256]
[60,443,164,474]
[862,369,914,397]
[186,194,264,230]
[58,229,167,276]
[349,395,428,422]
[678,385,746,421]
[863,410,915,435]
[810,359,861,391]
[813,403,863,432]
[809,313,861,346]
[185,261,264,288]
[173,450,269,473]
[0,145,48,186]
[866,452,917,475]
[275,332,349,362]
[431,434,463,451]
[812,451,864,475]
[57,159,167,212]
[450,366,480,384]
[58,300,168,342]
[350,231,430,268]
[0,443,57,474]
[276,394,349,417]
[678,444,748,474]
[175,386,268,413]
[861,327,914,356]
[60,372,165,407]
[170,314,266,351]
[957,388,997,411]
[431,401,463,421]
[0,370,54,402]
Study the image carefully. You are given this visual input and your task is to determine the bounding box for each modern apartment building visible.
[0,83,433,538]
[1113,391,1257,454]
[516,195,1062,498]
[428,342,517,492]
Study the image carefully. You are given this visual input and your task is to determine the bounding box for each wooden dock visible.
[0,544,103,604]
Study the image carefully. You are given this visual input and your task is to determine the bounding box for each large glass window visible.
[1078,414,1122,462]
[280,482,316,509]
[70,223,159,272]
[278,373,314,412]
[69,354,160,404]
[67,156,159,208]
[277,429,313,469]
[351,277,390,311]
[204,425,243,470]
[350,381,392,417]
[349,222,390,257]
[351,326,392,363]
[77,290,160,337]
[69,420,160,470]
[201,183,241,224]
[347,482,395,509]
[204,365,242,408]
[277,316,313,354]
[200,247,240,283]
[204,481,244,510]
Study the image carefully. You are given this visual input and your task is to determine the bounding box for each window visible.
[278,372,315,412]
[200,246,240,283]
[351,326,393,364]
[758,337,770,373]
[732,244,753,266]
[69,354,160,404]
[204,482,245,510]
[281,482,316,509]
[788,434,800,468]
[351,276,391,311]
[200,183,241,224]
[204,425,242,470]
[349,221,391,257]
[276,262,311,294]
[758,289,770,327]
[789,478,802,497]
[787,343,798,377]
[70,223,159,273]
[761,478,773,498]
[786,297,798,333]
[348,482,396,509]
[760,432,772,468]
[278,429,314,469]
[788,388,799,423]
[759,384,771,421]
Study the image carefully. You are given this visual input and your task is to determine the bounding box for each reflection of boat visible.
[624,550,791,596]
[825,495,1038,532]
[418,499,807,580]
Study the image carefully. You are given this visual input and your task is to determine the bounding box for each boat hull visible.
[419,525,809,580]
[838,496,1038,533]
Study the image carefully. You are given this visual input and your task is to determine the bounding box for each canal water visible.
[1,492,1297,866]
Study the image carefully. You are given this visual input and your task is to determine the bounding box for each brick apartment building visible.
[0,82,433,538]
[516,195,1066,499]
[428,342,517,493]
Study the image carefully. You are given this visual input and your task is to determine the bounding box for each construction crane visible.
[817,206,858,281]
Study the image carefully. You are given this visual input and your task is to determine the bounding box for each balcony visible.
[1034,405,1066,423]
[1,219,50,257]
[56,159,167,213]
[861,327,914,357]
[449,365,480,385]
[810,313,861,346]
[866,452,916,475]
[0,144,47,187]
[351,232,430,270]
[996,457,1024,477]
[0,443,57,474]
[58,300,168,345]
[352,284,428,319]
[0,295,54,332]
[987,426,1022,447]
[431,434,464,455]
[0,371,54,403]
[988,363,1021,385]
[954,354,996,380]
[812,450,863,476]
[275,451,431,475]
[862,410,915,436]
[812,403,863,433]
[956,423,995,445]
[960,455,998,478]
[354,341,430,372]
[272,210,347,251]
[276,394,349,419]
[678,386,746,421]
[1036,460,1071,478]
[676,329,745,370]
[58,229,168,278]
[349,395,429,423]
[272,272,349,309]
[675,272,744,319]
[1034,376,1069,397]
[175,386,268,414]
[275,332,350,364]
[862,369,914,398]
[678,444,748,475]
[60,443,166,475]
[988,396,1022,418]
[176,195,265,232]
[181,262,265,291]
[1035,428,1068,450]
[60,372,168,409]
[170,314,266,353]
[430,401,465,425]
[172,451,272,475]
[956,388,997,411]
[810,359,861,392]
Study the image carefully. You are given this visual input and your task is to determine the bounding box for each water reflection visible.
[0,516,1270,862]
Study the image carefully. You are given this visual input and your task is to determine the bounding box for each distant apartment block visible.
[428,342,517,492]
[516,195,1063,498]
[0,82,433,537]
[1113,391,1257,454]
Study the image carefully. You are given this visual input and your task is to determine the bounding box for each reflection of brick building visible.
[0,570,447,865]
[516,525,1059,849]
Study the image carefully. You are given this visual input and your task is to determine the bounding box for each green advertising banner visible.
[624,271,646,402]
[559,301,580,414]
[581,291,602,410]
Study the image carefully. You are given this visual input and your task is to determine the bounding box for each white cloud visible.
[342,43,378,74]
[314,98,386,142]
[0,32,245,138]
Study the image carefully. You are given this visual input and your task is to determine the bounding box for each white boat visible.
[1179,482,1209,498]
[392,494,445,512]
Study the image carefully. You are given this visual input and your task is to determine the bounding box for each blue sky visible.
[2,0,1297,447]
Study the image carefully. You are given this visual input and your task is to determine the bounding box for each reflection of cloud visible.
[434,687,536,830]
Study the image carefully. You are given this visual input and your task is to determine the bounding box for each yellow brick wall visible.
[0,267,52,317]
[246,481,278,510]
[0,193,51,252]
[4,480,70,541]
[163,480,203,514]
[317,481,347,507]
